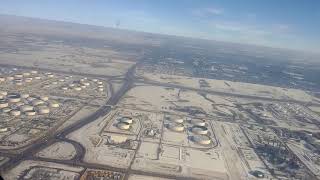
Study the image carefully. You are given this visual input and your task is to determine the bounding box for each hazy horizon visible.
[1,13,319,57]
[0,0,319,53]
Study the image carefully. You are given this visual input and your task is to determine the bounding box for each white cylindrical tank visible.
[0,101,8,108]
[191,126,208,135]
[168,123,184,132]
[97,81,103,85]
[14,74,23,78]
[82,82,90,86]
[7,93,21,103]
[0,91,7,96]
[21,94,30,98]
[173,118,184,124]
[20,105,34,112]
[27,97,36,102]
[34,76,41,80]
[0,127,8,132]
[0,77,5,82]
[73,87,82,91]
[25,110,36,116]
[192,135,211,145]
[10,110,21,116]
[117,122,131,130]
[190,119,206,127]
[37,106,50,114]
[49,101,59,108]
[32,99,45,106]
[98,88,104,92]
[61,87,68,90]
[92,79,98,82]
[46,73,54,78]
[25,77,33,83]
[14,78,23,83]
[30,70,38,74]
[6,76,14,81]
[97,85,104,88]
[2,107,11,113]
[40,96,49,101]
[119,117,133,124]
[15,102,24,107]
[23,72,31,76]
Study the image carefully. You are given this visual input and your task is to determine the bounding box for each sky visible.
[0,0,319,53]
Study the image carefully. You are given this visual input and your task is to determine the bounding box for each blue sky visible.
[0,0,319,52]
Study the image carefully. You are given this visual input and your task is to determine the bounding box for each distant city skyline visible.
[0,0,319,53]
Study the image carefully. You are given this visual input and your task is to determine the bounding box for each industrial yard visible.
[67,107,229,179]
[0,67,111,151]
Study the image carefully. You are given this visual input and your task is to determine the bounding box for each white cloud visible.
[245,13,257,20]
[192,7,224,17]
[204,20,300,48]
[273,24,290,32]
[205,8,224,15]
[210,21,269,36]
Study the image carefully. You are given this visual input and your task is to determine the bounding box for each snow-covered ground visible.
[36,142,76,160]
[141,72,314,103]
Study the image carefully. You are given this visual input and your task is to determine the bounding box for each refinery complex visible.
[0,68,107,150]
[1,63,320,180]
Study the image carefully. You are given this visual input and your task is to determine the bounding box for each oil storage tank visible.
[168,123,184,132]
[192,135,211,145]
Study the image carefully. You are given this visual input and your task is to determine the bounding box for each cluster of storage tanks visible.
[0,70,42,86]
[0,91,59,117]
[60,78,105,92]
[116,116,134,130]
[1,70,106,94]
[190,119,211,145]
[166,116,212,145]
